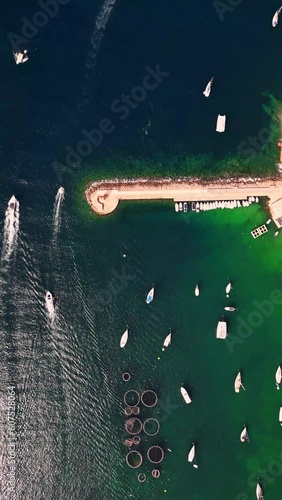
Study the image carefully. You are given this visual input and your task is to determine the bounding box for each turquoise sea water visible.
[1,0,282,499]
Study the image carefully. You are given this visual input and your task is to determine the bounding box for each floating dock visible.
[251,225,268,239]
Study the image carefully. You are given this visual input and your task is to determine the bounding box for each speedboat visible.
[279,406,282,425]
[58,186,65,195]
[146,286,155,304]
[203,77,213,97]
[183,202,188,213]
[175,202,179,212]
[274,231,279,237]
[13,49,28,64]
[216,319,227,339]
[256,483,264,500]
[162,330,172,351]
[272,7,282,27]
[226,282,232,297]
[7,195,19,227]
[180,386,192,404]
[195,285,199,296]
[188,444,198,468]
[240,426,249,443]
[120,328,129,348]
[275,365,282,390]
[234,371,245,393]
[224,306,236,312]
[216,114,226,133]
[45,291,55,315]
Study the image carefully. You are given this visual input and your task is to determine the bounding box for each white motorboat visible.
[45,291,55,316]
[203,77,213,97]
[191,202,196,211]
[188,444,198,468]
[240,425,249,443]
[162,330,172,351]
[266,219,272,225]
[58,186,65,195]
[226,282,232,297]
[256,483,264,500]
[274,231,279,237]
[179,202,183,211]
[175,202,179,212]
[255,197,259,202]
[224,306,236,312]
[120,328,129,348]
[275,365,282,389]
[216,320,227,339]
[200,202,203,211]
[216,114,226,133]
[146,286,155,304]
[196,202,200,213]
[180,386,192,404]
[7,195,20,227]
[195,285,199,296]
[13,49,28,65]
[272,7,282,27]
[183,202,188,213]
[279,406,282,425]
[237,200,241,207]
[234,371,245,393]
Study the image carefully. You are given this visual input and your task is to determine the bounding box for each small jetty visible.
[251,224,268,239]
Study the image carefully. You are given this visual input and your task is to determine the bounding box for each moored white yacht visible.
[146,286,155,304]
[13,49,28,65]
[195,285,199,296]
[256,482,264,500]
[216,319,227,339]
[180,386,192,404]
[279,406,282,425]
[224,306,236,312]
[276,365,282,389]
[120,327,129,348]
[175,202,179,213]
[162,330,172,351]
[203,77,213,97]
[216,114,226,133]
[183,202,188,213]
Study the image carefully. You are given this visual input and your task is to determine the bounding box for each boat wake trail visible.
[1,195,20,263]
[53,187,65,238]
[79,0,117,107]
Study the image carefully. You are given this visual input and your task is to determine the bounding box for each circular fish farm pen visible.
[132,406,140,416]
[141,390,158,408]
[143,418,160,436]
[133,435,141,445]
[124,437,133,447]
[147,445,164,464]
[152,469,160,478]
[126,450,143,469]
[124,390,140,407]
[125,418,142,435]
[122,372,131,382]
[124,407,133,416]
[138,473,146,482]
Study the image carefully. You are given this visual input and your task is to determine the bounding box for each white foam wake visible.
[86,0,117,70]
[53,187,65,236]
[1,195,20,262]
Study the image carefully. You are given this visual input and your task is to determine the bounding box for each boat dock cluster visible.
[122,387,164,480]
[175,196,260,213]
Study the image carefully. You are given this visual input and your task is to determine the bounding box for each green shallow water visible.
[89,199,282,500]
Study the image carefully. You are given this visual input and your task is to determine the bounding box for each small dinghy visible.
[180,386,192,404]
[234,371,245,393]
[13,49,28,65]
[203,77,213,97]
[195,285,199,296]
[256,483,264,500]
[162,330,172,351]
[216,114,226,133]
[240,425,249,443]
[272,6,282,27]
[279,406,282,425]
[120,328,129,348]
[146,286,155,304]
[188,444,198,468]
[226,282,232,298]
[224,306,236,312]
[275,365,282,390]
[216,319,227,339]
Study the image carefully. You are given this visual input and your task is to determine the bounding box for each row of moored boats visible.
[175,197,259,213]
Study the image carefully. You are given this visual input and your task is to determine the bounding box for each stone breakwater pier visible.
[85,177,282,227]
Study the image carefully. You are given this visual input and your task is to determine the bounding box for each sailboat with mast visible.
[203,77,213,97]
[188,443,198,468]
[275,365,282,390]
[256,482,264,500]
[120,327,129,348]
[234,371,245,393]
[146,286,155,304]
[240,425,250,443]
[162,330,172,351]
